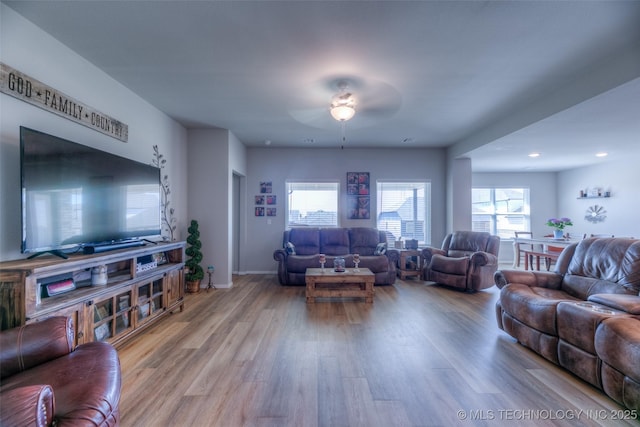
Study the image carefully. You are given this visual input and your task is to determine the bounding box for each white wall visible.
[0,5,188,261]
[558,156,640,239]
[187,128,247,287]
[242,147,447,273]
[450,158,472,231]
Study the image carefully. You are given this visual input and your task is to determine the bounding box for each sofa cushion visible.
[557,301,623,353]
[588,294,640,315]
[566,238,640,296]
[500,283,581,335]
[562,275,633,301]
[288,228,320,255]
[430,254,468,275]
[320,228,350,255]
[446,231,492,257]
[357,255,390,274]
[349,228,381,256]
[595,316,640,383]
[286,255,320,274]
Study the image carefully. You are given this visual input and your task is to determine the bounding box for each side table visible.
[397,249,423,279]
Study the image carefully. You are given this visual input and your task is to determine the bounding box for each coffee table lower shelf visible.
[305,267,375,303]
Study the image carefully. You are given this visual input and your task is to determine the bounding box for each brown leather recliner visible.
[422,231,500,292]
[495,237,640,412]
[0,316,121,426]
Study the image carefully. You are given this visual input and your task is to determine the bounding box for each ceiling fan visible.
[287,76,402,131]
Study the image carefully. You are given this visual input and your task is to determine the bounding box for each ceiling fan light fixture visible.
[330,91,356,122]
[330,105,356,121]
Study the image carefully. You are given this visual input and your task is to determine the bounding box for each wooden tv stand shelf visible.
[0,241,185,347]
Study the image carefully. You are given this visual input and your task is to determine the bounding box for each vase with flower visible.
[546,217,573,239]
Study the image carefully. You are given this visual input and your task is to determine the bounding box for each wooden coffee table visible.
[305,267,375,303]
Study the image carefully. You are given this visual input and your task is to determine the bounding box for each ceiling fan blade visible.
[357,81,402,117]
[289,109,333,128]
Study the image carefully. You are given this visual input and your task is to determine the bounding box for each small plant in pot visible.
[185,219,204,293]
[546,217,573,239]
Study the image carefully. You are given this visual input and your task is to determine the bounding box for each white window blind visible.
[376,181,430,245]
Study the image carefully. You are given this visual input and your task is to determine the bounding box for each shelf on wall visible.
[576,196,611,199]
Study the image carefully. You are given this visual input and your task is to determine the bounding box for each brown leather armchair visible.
[0,316,121,426]
[422,231,500,292]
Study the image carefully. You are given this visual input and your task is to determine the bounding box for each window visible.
[472,188,530,239]
[376,181,431,245]
[286,181,339,227]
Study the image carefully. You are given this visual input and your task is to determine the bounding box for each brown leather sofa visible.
[495,237,640,412]
[421,231,500,292]
[273,227,399,285]
[0,316,122,426]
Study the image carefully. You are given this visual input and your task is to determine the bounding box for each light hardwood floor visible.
[118,275,638,426]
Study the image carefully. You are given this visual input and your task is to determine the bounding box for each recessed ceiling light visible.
[528,152,541,158]
[264,139,272,146]
[596,152,608,157]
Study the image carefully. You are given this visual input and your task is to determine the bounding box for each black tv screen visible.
[20,126,161,255]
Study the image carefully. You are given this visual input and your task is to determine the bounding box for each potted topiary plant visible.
[185,219,204,293]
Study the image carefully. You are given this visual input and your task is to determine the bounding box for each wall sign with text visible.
[0,62,128,142]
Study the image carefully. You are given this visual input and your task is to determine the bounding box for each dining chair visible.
[514,231,536,268]
[524,244,563,271]
[543,245,564,271]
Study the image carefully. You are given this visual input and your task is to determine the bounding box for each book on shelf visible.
[116,312,129,329]
[118,294,130,311]
[41,278,76,297]
[139,303,150,319]
[94,323,110,342]
[94,305,109,322]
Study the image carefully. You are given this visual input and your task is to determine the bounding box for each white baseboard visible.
[234,270,277,275]
[201,281,233,289]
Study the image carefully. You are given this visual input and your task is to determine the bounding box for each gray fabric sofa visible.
[273,227,399,285]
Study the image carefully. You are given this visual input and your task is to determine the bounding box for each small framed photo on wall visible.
[255,195,265,205]
[260,181,272,193]
[267,195,276,205]
[255,207,265,216]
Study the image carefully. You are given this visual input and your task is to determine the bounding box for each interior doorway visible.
[232,172,245,274]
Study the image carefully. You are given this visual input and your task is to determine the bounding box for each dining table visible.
[512,236,582,268]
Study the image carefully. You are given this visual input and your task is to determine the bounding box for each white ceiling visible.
[4,0,640,172]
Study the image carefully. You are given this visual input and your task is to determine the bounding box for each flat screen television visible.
[20,126,161,257]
